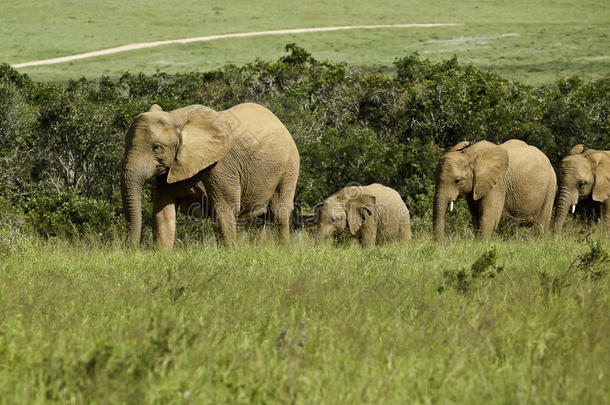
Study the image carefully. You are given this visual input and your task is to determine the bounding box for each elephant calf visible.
[553,144,610,231]
[316,184,411,247]
[433,139,556,238]
[121,103,300,249]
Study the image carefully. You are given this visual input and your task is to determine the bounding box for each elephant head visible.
[433,140,508,239]
[316,186,376,240]
[120,104,232,245]
[553,145,610,231]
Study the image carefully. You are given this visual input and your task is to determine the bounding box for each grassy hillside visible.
[0,233,608,403]
[2,0,609,84]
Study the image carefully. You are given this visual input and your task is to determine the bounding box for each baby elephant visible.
[316,184,411,246]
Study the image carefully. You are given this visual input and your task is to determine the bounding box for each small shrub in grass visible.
[438,246,504,293]
[539,238,609,299]
[573,239,609,281]
[24,188,119,238]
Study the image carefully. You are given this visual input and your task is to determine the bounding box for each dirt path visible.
[11,23,461,68]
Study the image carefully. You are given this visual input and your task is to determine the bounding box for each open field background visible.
[1,232,609,403]
[2,0,609,84]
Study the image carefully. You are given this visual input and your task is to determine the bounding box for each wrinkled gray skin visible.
[553,144,610,231]
[121,103,300,249]
[433,139,556,238]
[316,184,411,247]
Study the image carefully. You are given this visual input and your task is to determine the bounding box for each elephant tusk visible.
[450,201,454,212]
[571,204,576,214]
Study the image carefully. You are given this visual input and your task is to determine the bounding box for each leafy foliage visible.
[538,238,609,299]
[0,46,608,236]
[438,246,504,293]
[24,188,119,237]
[573,239,609,281]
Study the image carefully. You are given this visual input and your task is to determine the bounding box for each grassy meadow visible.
[0,229,609,403]
[2,0,609,84]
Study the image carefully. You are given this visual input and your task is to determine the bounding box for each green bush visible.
[0,81,39,199]
[0,47,608,238]
[24,188,119,238]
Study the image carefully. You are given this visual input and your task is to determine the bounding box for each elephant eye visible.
[152,144,163,153]
[455,177,462,184]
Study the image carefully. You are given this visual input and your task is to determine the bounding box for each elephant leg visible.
[212,200,238,245]
[537,189,555,233]
[466,196,479,232]
[153,189,177,251]
[269,173,297,244]
[360,216,378,247]
[601,201,610,228]
[476,191,504,238]
[399,221,411,242]
[269,195,291,244]
[203,173,240,245]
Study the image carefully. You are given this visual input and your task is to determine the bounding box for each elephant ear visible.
[344,189,376,235]
[592,153,610,202]
[149,104,163,112]
[449,141,472,152]
[569,144,585,155]
[167,108,232,184]
[472,143,509,201]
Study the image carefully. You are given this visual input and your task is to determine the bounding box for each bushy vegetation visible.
[1,45,609,237]
[24,188,118,238]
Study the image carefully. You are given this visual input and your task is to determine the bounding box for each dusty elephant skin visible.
[553,144,610,231]
[316,183,411,247]
[433,139,557,239]
[120,103,300,250]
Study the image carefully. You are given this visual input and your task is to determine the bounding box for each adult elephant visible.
[120,103,300,249]
[316,184,411,247]
[433,139,556,238]
[553,145,610,231]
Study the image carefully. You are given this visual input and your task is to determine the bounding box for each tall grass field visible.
[0,230,609,403]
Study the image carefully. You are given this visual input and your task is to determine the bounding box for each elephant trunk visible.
[433,191,448,240]
[553,186,575,232]
[120,156,149,247]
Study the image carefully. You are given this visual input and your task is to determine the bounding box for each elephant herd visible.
[120,102,610,250]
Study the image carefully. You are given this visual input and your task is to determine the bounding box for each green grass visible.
[2,0,609,84]
[1,231,608,403]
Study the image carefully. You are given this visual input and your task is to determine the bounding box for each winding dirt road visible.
[11,23,461,68]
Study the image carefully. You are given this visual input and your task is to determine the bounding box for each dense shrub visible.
[24,188,119,237]
[0,81,39,198]
[0,45,608,236]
